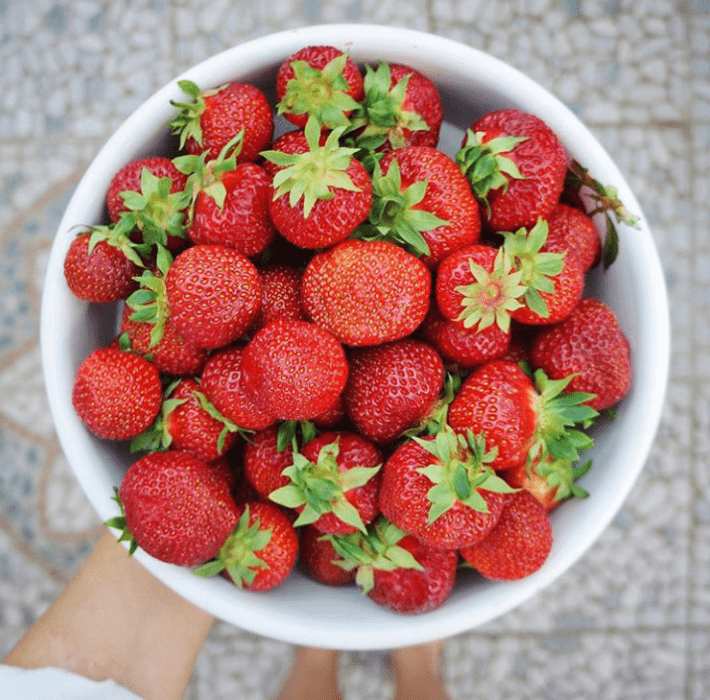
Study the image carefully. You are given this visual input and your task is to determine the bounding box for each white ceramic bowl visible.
[40,24,669,650]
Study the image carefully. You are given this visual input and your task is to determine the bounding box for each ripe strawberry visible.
[241,319,349,421]
[457,108,567,232]
[165,243,262,350]
[300,238,431,347]
[460,490,553,581]
[346,61,443,154]
[545,202,601,271]
[326,518,458,615]
[379,428,513,550]
[262,118,373,249]
[344,338,445,444]
[195,500,299,591]
[270,431,382,535]
[132,377,240,463]
[170,80,274,163]
[252,264,305,331]
[72,346,162,440]
[63,223,142,303]
[298,524,355,586]
[119,303,208,377]
[276,46,364,129]
[530,297,632,411]
[243,425,294,501]
[112,450,240,567]
[361,145,481,267]
[200,345,276,431]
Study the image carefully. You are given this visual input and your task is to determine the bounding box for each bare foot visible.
[275,646,342,700]
[391,640,449,700]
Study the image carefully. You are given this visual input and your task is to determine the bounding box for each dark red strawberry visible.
[530,297,632,411]
[170,80,274,163]
[298,524,355,586]
[457,108,567,232]
[165,243,262,350]
[545,202,601,271]
[275,46,364,129]
[269,431,382,535]
[241,319,349,421]
[196,500,299,592]
[300,239,431,347]
[113,450,240,566]
[72,346,162,440]
[252,264,305,331]
[344,338,445,444]
[460,490,553,581]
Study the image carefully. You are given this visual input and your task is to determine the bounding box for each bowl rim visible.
[40,23,670,649]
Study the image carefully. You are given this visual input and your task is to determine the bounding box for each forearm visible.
[3,530,213,700]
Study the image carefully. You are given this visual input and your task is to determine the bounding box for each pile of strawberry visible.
[63,45,635,615]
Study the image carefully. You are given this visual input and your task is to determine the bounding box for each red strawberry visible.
[326,518,458,615]
[208,453,241,494]
[262,118,373,249]
[253,264,305,331]
[364,145,481,267]
[113,450,240,566]
[243,426,294,501]
[72,346,162,440]
[460,490,553,581]
[241,319,349,421]
[119,303,208,377]
[132,377,240,463]
[300,238,431,347]
[170,80,274,163]
[165,243,262,350]
[379,428,513,550]
[344,338,445,444]
[269,431,382,535]
[530,297,632,411]
[298,524,355,586]
[457,108,567,232]
[200,345,276,431]
[346,61,443,153]
[276,46,364,129]
[311,393,347,429]
[545,202,601,271]
[63,224,142,303]
[196,500,299,592]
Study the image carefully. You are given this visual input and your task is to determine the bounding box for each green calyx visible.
[353,157,449,257]
[173,130,244,223]
[531,455,592,503]
[565,159,641,269]
[455,129,527,205]
[268,438,382,533]
[261,117,361,218]
[169,79,223,149]
[277,52,361,129]
[412,428,516,525]
[104,487,138,556]
[86,215,148,267]
[345,61,429,151]
[276,420,319,453]
[454,247,527,333]
[529,368,599,467]
[194,505,272,586]
[502,218,565,319]
[324,517,424,594]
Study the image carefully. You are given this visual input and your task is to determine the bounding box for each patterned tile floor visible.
[0,1,706,698]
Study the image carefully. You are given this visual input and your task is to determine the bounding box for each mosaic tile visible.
[689,630,710,700]
[691,16,710,120]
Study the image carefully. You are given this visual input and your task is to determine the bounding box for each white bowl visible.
[40,24,669,650]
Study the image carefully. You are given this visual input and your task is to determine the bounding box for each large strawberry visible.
[111,450,240,567]
[170,80,274,163]
[456,108,567,232]
[460,490,553,581]
[275,46,364,129]
[359,145,481,267]
[326,518,458,615]
[379,427,514,550]
[165,243,262,350]
[195,500,298,591]
[300,238,431,347]
[530,297,632,411]
[262,118,372,249]
[269,431,382,535]
[72,346,162,440]
[344,338,445,444]
[241,319,349,421]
